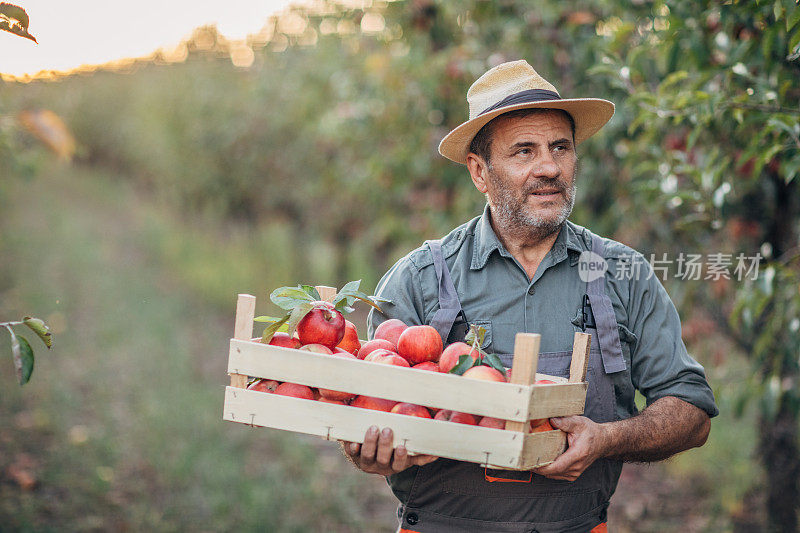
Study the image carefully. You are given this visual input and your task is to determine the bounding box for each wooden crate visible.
[223,289,590,470]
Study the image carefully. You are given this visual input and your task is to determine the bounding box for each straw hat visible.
[438,60,615,165]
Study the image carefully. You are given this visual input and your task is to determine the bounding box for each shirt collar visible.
[471,204,585,270]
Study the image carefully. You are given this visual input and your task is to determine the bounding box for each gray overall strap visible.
[426,239,464,343]
[587,234,627,373]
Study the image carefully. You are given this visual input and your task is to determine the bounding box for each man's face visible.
[469,110,578,241]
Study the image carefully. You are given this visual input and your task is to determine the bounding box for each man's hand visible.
[532,416,608,481]
[534,397,711,482]
[341,426,438,475]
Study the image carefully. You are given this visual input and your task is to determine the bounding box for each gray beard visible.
[487,178,576,243]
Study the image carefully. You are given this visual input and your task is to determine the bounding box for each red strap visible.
[484,467,533,483]
[399,529,421,533]
[590,523,608,533]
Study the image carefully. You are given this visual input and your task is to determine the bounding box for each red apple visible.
[373,353,411,368]
[412,361,439,372]
[336,320,361,355]
[462,365,508,382]
[318,397,348,405]
[374,318,408,346]
[247,379,280,393]
[364,348,397,362]
[390,403,432,418]
[535,379,557,385]
[434,410,477,425]
[357,339,396,360]
[318,350,357,401]
[300,343,334,355]
[531,419,555,433]
[274,382,315,400]
[439,342,481,373]
[268,332,303,349]
[478,416,506,429]
[296,301,346,349]
[350,395,398,412]
[397,325,443,365]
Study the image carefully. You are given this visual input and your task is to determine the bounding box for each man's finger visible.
[360,426,380,463]
[549,415,581,432]
[375,428,394,466]
[391,444,410,472]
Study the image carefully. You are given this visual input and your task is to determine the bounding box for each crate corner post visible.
[504,333,540,433]
[230,293,257,388]
[569,332,590,383]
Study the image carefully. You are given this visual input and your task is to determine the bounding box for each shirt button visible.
[406,512,419,525]
[527,286,535,295]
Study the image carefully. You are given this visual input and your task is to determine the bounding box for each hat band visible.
[478,89,561,116]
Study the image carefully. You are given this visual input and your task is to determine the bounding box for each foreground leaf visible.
[0,3,36,42]
[449,353,479,375]
[10,331,34,385]
[482,352,507,375]
[260,314,290,343]
[285,301,314,337]
[270,286,316,310]
[23,316,52,348]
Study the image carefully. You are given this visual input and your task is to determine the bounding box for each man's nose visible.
[532,152,560,180]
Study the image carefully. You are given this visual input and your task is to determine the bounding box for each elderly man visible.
[342,60,717,532]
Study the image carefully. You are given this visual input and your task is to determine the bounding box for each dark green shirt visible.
[368,204,718,421]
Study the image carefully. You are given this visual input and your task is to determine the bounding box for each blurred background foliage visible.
[1,0,799,530]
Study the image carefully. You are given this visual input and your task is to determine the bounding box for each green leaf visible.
[449,353,479,375]
[301,285,321,300]
[261,313,290,343]
[23,316,52,349]
[464,324,486,348]
[254,315,286,323]
[285,301,315,337]
[270,286,316,310]
[482,351,507,375]
[10,331,34,385]
[0,3,36,42]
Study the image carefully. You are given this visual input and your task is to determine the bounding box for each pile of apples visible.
[249,297,555,433]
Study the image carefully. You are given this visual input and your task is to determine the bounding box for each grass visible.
[0,163,396,531]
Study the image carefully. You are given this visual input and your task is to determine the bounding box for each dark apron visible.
[394,235,626,533]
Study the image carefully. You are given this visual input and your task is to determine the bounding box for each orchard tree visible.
[590,1,800,530]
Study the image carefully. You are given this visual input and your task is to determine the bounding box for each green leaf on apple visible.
[449,352,479,375]
[270,286,316,310]
[261,313,290,343]
[481,351,507,374]
[464,324,487,348]
[284,301,315,337]
[254,315,287,323]
[301,285,321,300]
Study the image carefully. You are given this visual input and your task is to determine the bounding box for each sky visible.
[0,0,307,77]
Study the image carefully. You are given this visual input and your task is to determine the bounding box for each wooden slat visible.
[526,382,588,419]
[316,285,337,302]
[228,339,543,421]
[505,333,540,432]
[223,387,528,468]
[230,294,256,388]
[570,332,591,383]
[518,430,568,469]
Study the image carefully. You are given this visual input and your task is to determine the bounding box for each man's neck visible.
[489,214,563,281]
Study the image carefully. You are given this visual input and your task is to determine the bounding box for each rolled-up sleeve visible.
[627,255,719,417]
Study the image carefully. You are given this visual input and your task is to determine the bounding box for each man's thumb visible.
[549,415,580,431]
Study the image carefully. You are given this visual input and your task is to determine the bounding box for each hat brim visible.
[438,98,615,165]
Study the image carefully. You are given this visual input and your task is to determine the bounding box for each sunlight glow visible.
[0,0,302,78]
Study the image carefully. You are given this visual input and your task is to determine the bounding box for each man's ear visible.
[466,153,489,194]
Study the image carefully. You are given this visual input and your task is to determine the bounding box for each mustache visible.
[524,180,570,195]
